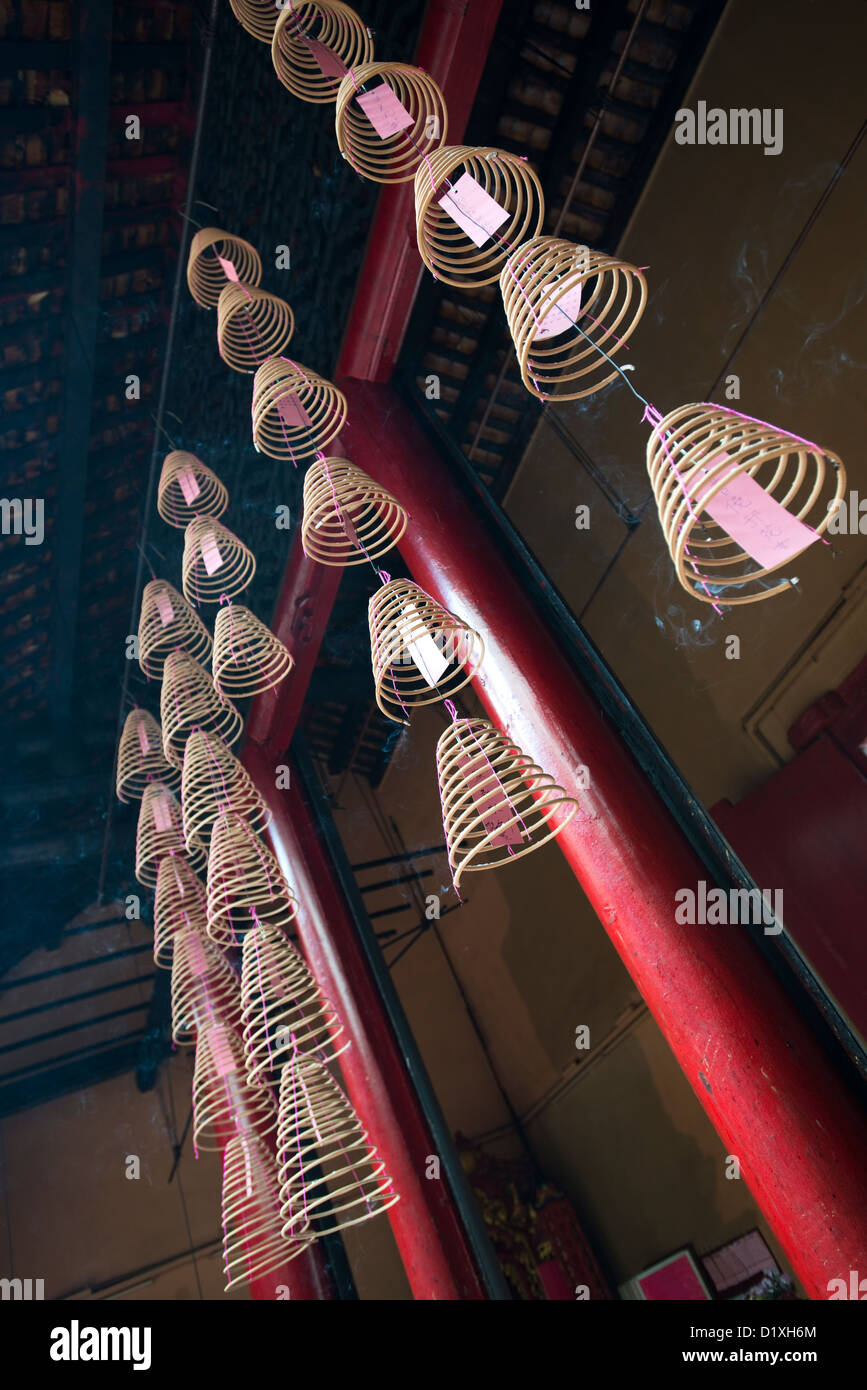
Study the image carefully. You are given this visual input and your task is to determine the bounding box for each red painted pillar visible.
[242,741,490,1300]
[334,377,867,1301]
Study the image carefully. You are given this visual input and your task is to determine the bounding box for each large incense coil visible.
[368,579,485,724]
[216,283,295,374]
[647,402,846,606]
[160,650,243,771]
[414,147,545,289]
[500,236,647,401]
[335,61,448,185]
[182,729,272,853]
[157,450,228,529]
[241,922,348,1086]
[182,516,256,607]
[154,857,207,969]
[251,356,347,463]
[207,810,298,948]
[228,0,280,45]
[301,457,407,567]
[436,717,578,890]
[116,708,180,803]
[213,602,294,698]
[222,1133,315,1289]
[277,1055,399,1238]
[193,1020,278,1152]
[170,928,243,1046]
[187,227,262,309]
[138,579,212,679]
[136,784,205,888]
[272,1,372,104]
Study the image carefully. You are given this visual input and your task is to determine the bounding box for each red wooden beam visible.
[335,377,867,1302]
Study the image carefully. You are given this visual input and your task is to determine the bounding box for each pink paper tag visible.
[534,281,583,340]
[693,452,818,568]
[303,36,348,80]
[216,254,240,283]
[277,393,313,429]
[209,1026,238,1078]
[177,465,201,504]
[457,753,523,848]
[185,933,210,976]
[356,83,414,139]
[155,590,174,625]
[152,792,173,833]
[339,507,360,548]
[137,720,151,756]
[200,531,224,576]
[438,172,509,249]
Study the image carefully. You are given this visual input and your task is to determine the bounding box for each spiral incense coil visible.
[500,236,647,402]
[414,147,545,289]
[193,1020,279,1152]
[138,579,212,679]
[182,517,256,607]
[228,0,280,45]
[646,402,846,606]
[368,579,485,724]
[187,227,262,309]
[272,1,372,104]
[154,856,207,969]
[251,357,347,463]
[207,810,298,948]
[212,603,294,698]
[301,458,407,567]
[136,783,205,888]
[216,284,295,374]
[160,650,243,772]
[170,928,243,1046]
[222,1133,315,1289]
[277,1055,399,1239]
[182,729,272,853]
[436,717,578,890]
[335,61,448,185]
[116,708,180,803]
[157,451,228,529]
[241,922,348,1086]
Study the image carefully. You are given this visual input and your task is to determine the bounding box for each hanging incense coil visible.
[415,147,545,289]
[182,729,272,853]
[222,1133,315,1289]
[241,922,348,1086]
[647,402,846,606]
[277,1055,399,1238]
[160,650,243,771]
[228,0,280,45]
[301,458,407,567]
[138,579,212,679]
[272,1,372,104]
[182,516,256,606]
[335,61,448,185]
[216,284,295,374]
[136,784,205,888]
[436,717,578,890]
[116,708,180,803]
[187,227,262,309]
[154,856,207,969]
[213,602,294,698]
[207,810,298,948]
[157,451,228,529]
[251,357,347,463]
[171,928,243,1046]
[500,236,647,401]
[193,1020,279,1152]
[368,579,485,724]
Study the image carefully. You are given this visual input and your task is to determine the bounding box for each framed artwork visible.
[619,1248,712,1301]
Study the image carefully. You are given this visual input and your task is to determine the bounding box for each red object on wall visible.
[331,376,867,1302]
